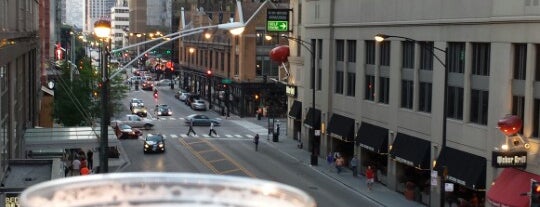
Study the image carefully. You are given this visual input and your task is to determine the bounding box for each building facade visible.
[111,3,129,50]
[0,0,41,181]
[286,0,540,206]
[85,0,116,33]
[178,1,288,118]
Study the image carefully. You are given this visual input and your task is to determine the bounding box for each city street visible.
[114,84,382,207]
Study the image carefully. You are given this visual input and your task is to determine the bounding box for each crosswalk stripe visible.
[225,134,233,138]
[192,134,199,137]
[170,134,178,138]
[180,134,188,138]
[169,117,176,120]
[245,134,253,138]
[234,134,242,138]
[201,134,210,138]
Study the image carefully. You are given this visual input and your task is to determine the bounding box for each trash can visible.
[272,133,279,142]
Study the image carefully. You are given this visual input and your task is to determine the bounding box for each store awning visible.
[288,100,302,120]
[24,126,118,151]
[327,113,355,142]
[355,122,388,154]
[434,147,486,190]
[389,133,430,169]
[487,168,540,207]
[303,108,321,129]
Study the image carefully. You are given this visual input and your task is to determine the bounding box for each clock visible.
[47,81,55,89]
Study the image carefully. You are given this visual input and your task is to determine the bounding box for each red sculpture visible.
[269,45,290,63]
[497,115,522,136]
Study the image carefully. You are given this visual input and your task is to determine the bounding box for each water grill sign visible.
[266,9,290,32]
[491,150,527,168]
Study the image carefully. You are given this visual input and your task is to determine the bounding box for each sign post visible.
[266,9,290,32]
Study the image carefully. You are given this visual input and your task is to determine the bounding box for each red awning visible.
[487,168,540,207]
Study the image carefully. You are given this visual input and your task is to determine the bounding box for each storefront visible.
[354,122,389,185]
[434,147,487,207]
[487,168,540,207]
[326,113,355,165]
[389,133,431,205]
[303,108,321,155]
[288,100,302,140]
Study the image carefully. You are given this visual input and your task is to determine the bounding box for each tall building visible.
[65,0,85,29]
[85,0,116,33]
[285,0,540,206]
[111,1,129,50]
[0,0,41,179]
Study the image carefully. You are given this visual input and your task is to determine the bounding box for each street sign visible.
[266,9,290,32]
[222,78,232,84]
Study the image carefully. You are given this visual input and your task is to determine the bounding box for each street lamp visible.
[374,34,448,207]
[279,34,319,166]
[94,19,112,173]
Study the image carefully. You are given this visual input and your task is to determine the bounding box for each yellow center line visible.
[208,158,227,163]
[178,138,220,174]
[197,149,217,154]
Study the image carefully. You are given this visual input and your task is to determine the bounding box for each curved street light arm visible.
[374,33,447,68]
[281,34,315,57]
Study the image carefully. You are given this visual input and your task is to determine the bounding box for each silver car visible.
[191,100,207,111]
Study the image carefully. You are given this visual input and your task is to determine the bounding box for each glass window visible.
[513,96,525,135]
[419,42,434,70]
[379,41,391,66]
[346,72,355,97]
[448,42,465,73]
[378,77,390,104]
[347,40,356,63]
[335,71,344,94]
[336,40,344,61]
[401,80,413,109]
[471,43,490,76]
[447,86,464,120]
[470,89,489,125]
[402,41,415,69]
[514,43,527,80]
[365,75,375,101]
[419,82,432,113]
[533,99,540,138]
[365,40,375,65]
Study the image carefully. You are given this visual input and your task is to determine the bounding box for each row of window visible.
[324,40,539,128]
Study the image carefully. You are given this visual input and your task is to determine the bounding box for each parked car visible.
[174,90,189,101]
[185,114,220,126]
[131,105,148,117]
[111,114,154,130]
[143,134,165,153]
[126,76,144,85]
[191,100,207,111]
[114,124,142,139]
[141,81,154,91]
[155,79,172,86]
[129,98,144,111]
[154,104,172,116]
[185,93,200,106]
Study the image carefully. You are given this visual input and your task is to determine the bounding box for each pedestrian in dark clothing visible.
[208,122,217,137]
[335,156,344,174]
[253,134,260,151]
[276,124,280,137]
[86,150,93,170]
[187,121,196,136]
[350,156,358,177]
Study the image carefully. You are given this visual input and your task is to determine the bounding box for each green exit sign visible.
[267,21,288,32]
[267,9,290,32]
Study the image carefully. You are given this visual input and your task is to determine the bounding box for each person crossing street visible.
[253,134,260,151]
[187,121,196,136]
[208,122,217,137]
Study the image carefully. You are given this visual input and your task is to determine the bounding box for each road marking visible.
[208,158,227,163]
[201,134,210,138]
[234,134,242,138]
[225,134,233,138]
[169,134,178,138]
[245,134,253,138]
[180,134,188,138]
[169,117,176,120]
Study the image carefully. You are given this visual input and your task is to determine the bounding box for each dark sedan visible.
[143,134,165,153]
[114,124,142,139]
[154,104,172,116]
[141,81,154,91]
[185,114,220,126]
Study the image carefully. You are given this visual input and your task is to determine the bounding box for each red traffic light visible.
[166,61,173,68]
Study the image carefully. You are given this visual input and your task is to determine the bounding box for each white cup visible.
[19,172,317,207]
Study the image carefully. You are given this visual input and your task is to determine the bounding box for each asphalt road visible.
[116,83,381,207]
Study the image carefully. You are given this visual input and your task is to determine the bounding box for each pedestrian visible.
[366,165,375,190]
[86,150,93,170]
[350,156,358,177]
[208,122,217,137]
[276,123,280,137]
[335,156,344,174]
[71,158,81,176]
[62,154,71,177]
[187,121,196,136]
[253,134,260,151]
[326,152,334,170]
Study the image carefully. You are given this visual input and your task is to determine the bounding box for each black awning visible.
[288,101,302,120]
[303,108,321,129]
[434,147,486,190]
[327,114,355,142]
[389,133,430,169]
[355,122,388,154]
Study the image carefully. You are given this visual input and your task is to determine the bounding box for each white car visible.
[111,114,154,130]
[126,76,144,84]
[155,79,172,86]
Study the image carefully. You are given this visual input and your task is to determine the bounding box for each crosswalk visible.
[143,133,255,140]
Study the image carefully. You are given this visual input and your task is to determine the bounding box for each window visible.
[365,40,375,65]
[379,41,390,66]
[378,77,390,104]
[447,86,464,120]
[419,42,434,70]
[470,89,489,125]
[471,43,490,76]
[513,96,525,135]
[256,58,262,76]
[335,71,344,94]
[419,82,432,113]
[401,80,413,109]
[317,67,322,91]
[448,42,465,73]
[514,43,527,80]
[533,99,540,138]
[346,72,355,96]
[317,39,323,91]
[336,40,344,61]
[347,40,356,63]
[365,75,375,101]
[536,45,540,81]
[402,41,415,69]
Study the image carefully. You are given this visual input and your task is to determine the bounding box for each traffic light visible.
[166,61,173,69]
[532,180,540,207]
[166,49,171,54]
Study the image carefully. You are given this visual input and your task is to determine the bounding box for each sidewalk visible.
[245,116,425,207]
